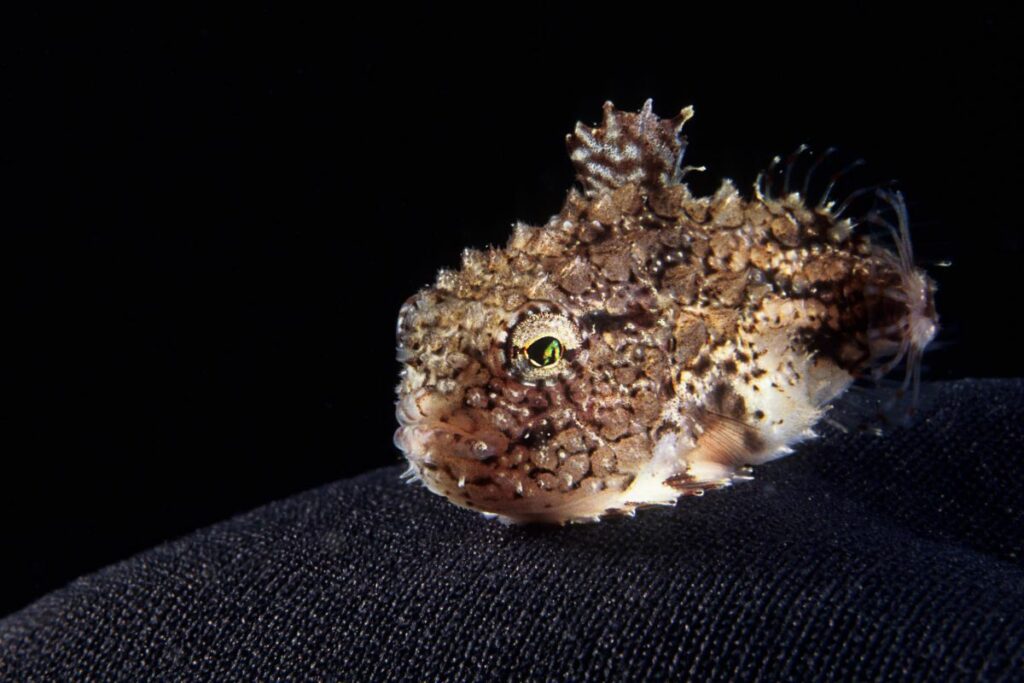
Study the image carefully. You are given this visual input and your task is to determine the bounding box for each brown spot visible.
[530,448,558,471]
[710,182,743,228]
[587,336,615,366]
[591,446,617,476]
[690,235,710,259]
[749,244,773,271]
[742,429,765,453]
[557,258,595,295]
[599,407,631,440]
[662,264,700,303]
[593,249,631,282]
[633,390,661,425]
[611,434,649,473]
[560,453,590,481]
[703,309,739,343]
[771,214,801,247]
[554,427,587,454]
[710,231,740,259]
[673,314,707,365]
[612,183,642,215]
[614,366,639,386]
[679,192,708,223]
[705,270,747,306]
[709,383,746,419]
[525,389,549,412]
[804,255,852,283]
[642,348,670,384]
[587,191,621,225]
[658,225,687,248]
[529,228,573,257]
[649,185,689,218]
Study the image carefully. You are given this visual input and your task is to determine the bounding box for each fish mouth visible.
[394,389,510,465]
[393,421,510,464]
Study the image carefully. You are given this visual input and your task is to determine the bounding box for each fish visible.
[393,99,938,524]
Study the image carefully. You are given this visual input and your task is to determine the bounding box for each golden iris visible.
[525,336,563,368]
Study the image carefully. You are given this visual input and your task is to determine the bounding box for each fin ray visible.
[566,99,693,196]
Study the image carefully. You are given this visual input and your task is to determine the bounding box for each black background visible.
[6,5,1021,616]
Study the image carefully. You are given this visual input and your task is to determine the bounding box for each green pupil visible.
[526,337,563,368]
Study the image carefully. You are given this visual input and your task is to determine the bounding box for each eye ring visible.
[507,310,581,383]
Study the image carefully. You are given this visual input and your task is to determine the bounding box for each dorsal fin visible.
[566,99,694,197]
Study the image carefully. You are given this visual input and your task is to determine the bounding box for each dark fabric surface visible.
[2,379,1022,681]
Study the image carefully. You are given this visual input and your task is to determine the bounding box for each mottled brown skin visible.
[394,100,937,524]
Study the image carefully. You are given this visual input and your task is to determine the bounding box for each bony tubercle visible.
[394,99,938,525]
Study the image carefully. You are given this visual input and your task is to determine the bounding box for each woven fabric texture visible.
[2,379,1022,681]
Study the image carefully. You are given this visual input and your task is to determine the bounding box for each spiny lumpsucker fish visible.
[394,99,938,524]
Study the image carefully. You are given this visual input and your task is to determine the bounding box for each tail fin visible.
[862,190,939,415]
[567,99,693,197]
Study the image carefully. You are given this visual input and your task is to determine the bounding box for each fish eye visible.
[525,336,563,368]
[507,311,581,383]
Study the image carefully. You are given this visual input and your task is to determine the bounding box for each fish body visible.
[394,100,937,524]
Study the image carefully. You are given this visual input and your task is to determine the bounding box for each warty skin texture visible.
[394,100,937,524]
